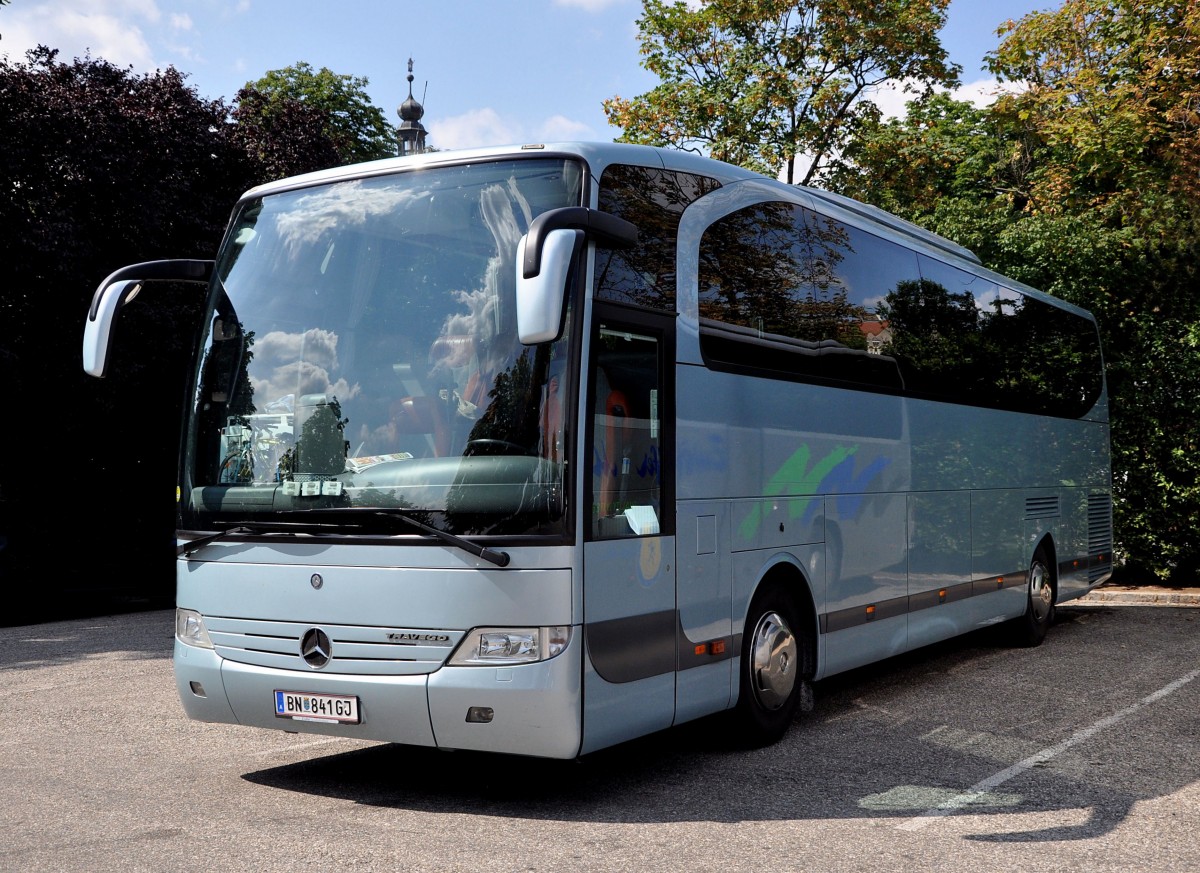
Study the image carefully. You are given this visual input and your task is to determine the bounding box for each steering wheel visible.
[463,439,533,457]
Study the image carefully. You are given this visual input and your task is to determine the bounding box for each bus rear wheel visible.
[733,583,804,747]
[1009,548,1055,647]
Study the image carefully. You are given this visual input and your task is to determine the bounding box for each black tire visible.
[733,582,805,747]
[1008,547,1056,647]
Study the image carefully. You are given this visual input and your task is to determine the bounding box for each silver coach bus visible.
[83,142,1113,758]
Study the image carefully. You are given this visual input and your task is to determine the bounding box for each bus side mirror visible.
[82,259,213,378]
[515,228,583,345]
[514,206,637,345]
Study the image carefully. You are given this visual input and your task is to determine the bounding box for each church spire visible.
[396,58,429,157]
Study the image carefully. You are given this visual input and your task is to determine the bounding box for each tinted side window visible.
[697,201,917,390]
[878,255,989,399]
[697,203,1103,418]
[905,255,1101,416]
[595,165,720,311]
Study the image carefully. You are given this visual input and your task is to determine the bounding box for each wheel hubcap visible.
[750,610,798,711]
[1029,561,1052,622]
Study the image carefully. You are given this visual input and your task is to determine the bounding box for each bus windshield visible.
[181,157,584,537]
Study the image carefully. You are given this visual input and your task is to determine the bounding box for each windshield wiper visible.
[177,510,511,566]
[329,507,511,567]
[177,519,350,558]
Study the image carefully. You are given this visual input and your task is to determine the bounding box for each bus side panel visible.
[580,663,675,755]
[676,365,912,683]
[971,489,1030,621]
[821,619,908,679]
[675,502,734,723]
[580,536,677,754]
[906,491,974,651]
[822,492,909,676]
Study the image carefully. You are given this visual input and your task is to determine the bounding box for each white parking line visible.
[897,667,1200,831]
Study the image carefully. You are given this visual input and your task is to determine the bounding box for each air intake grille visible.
[1025,495,1060,519]
[1087,493,1114,581]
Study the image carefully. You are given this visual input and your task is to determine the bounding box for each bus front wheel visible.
[733,583,804,747]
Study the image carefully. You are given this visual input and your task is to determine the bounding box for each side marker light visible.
[466,706,494,723]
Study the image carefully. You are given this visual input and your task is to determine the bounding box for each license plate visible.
[274,691,361,724]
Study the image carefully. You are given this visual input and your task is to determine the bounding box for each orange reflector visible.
[865,605,876,620]
[694,644,706,656]
[711,639,726,655]
[996,577,1004,588]
[938,588,947,603]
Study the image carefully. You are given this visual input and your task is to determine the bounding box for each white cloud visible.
[866,80,918,121]
[169,13,194,31]
[867,76,1027,121]
[428,109,596,151]
[952,76,1028,106]
[429,107,523,151]
[535,114,595,143]
[0,0,161,70]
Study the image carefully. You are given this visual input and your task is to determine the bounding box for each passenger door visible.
[580,307,676,754]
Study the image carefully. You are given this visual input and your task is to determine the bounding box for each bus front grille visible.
[204,616,462,675]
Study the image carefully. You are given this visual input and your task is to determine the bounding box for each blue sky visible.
[2,0,1049,151]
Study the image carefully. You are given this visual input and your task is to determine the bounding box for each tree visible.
[987,0,1200,221]
[0,48,405,614]
[823,91,1005,218]
[231,85,344,180]
[0,48,247,610]
[604,0,960,183]
[240,62,396,167]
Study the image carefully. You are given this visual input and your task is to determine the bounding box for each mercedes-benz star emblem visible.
[300,628,332,668]
[310,573,323,590]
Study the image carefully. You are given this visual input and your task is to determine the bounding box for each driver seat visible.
[390,395,449,457]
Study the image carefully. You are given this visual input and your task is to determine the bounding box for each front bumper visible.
[173,633,583,759]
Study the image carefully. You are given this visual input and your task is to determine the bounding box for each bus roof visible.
[236,141,1094,321]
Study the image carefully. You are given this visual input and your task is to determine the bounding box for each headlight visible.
[175,608,214,649]
[448,626,570,666]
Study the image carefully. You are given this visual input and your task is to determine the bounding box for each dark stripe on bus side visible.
[821,572,1024,633]
[1062,553,1112,580]
[587,553,1106,678]
[586,610,676,684]
[586,611,739,683]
